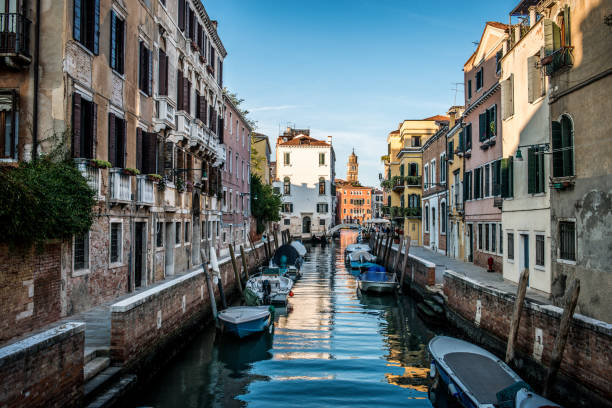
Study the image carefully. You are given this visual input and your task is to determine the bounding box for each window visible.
[158,49,169,96]
[485,224,490,251]
[440,154,446,183]
[552,115,574,178]
[282,203,293,213]
[411,136,420,147]
[448,141,454,161]
[465,123,472,150]
[177,69,191,112]
[284,218,290,225]
[0,92,18,159]
[467,79,472,99]
[228,149,232,173]
[319,219,325,226]
[109,11,124,74]
[492,160,501,196]
[501,74,514,119]
[195,90,206,122]
[207,221,212,239]
[491,224,496,253]
[201,221,206,240]
[107,113,126,167]
[74,232,89,271]
[478,224,483,250]
[536,234,545,266]
[473,168,481,199]
[441,202,446,234]
[319,153,325,165]
[73,0,99,54]
[495,50,502,74]
[559,221,575,261]
[424,205,429,232]
[479,105,497,141]
[319,178,325,195]
[476,67,483,90]
[284,152,290,165]
[156,222,163,247]
[501,158,514,198]
[273,186,280,195]
[110,222,122,263]
[528,147,545,194]
[424,164,429,189]
[184,222,190,243]
[499,225,503,254]
[317,203,328,213]
[484,164,490,197]
[139,41,153,96]
[71,94,97,159]
[464,171,472,201]
[283,177,291,195]
[508,232,514,260]
[175,222,181,244]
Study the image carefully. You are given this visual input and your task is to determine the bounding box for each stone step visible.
[84,366,122,402]
[85,374,137,408]
[84,357,110,382]
[84,347,110,364]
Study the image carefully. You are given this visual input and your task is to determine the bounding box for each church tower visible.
[347,149,358,183]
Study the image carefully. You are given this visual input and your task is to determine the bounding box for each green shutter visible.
[492,105,497,137]
[538,149,545,193]
[501,158,509,197]
[561,118,574,177]
[509,157,514,197]
[551,120,563,177]
[449,141,454,161]
[564,5,571,46]
[479,113,486,141]
[400,164,404,177]
[459,129,464,151]
[528,147,536,193]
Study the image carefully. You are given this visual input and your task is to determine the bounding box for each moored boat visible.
[428,336,562,408]
[245,275,294,306]
[357,270,398,294]
[347,250,377,269]
[218,306,274,338]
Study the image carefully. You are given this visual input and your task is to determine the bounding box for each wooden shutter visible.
[561,119,573,176]
[502,75,514,119]
[72,93,82,158]
[164,141,174,180]
[551,120,563,177]
[463,172,469,201]
[538,149,545,193]
[177,70,183,111]
[93,0,100,54]
[199,96,207,123]
[219,116,224,142]
[136,128,143,172]
[74,0,81,42]
[147,48,153,96]
[158,49,167,95]
[466,124,472,149]
[479,113,486,141]
[448,141,454,161]
[491,105,497,136]
[110,12,116,69]
[108,113,116,167]
[527,147,536,193]
[90,102,97,159]
[183,79,190,113]
[501,158,509,197]
[178,0,185,31]
[563,6,571,47]
[142,132,158,175]
[527,56,541,103]
[138,42,144,91]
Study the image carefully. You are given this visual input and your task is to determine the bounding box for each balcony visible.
[0,13,31,65]
[109,169,132,203]
[176,112,192,138]
[136,175,154,205]
[154,97,175,130]
[402,206,422,218]
[405,175,422,186]
[74,158,101,198]
[392,176,404,192]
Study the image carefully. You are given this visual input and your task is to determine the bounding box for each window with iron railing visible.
[559,221,575,261]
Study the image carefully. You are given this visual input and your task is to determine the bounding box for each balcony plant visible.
[89,159,111,169]
[157,177,167,191]
[122,167,140,176]
[176,178,186,193]
[185,180,194,192]
[405,175,420,186]
[147,173,163,182]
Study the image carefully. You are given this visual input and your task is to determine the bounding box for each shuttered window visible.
[492,160,501,196]
[527,55,543,103]
[484,164,490,197]
[136,129,158,174]
[158,49,168,96]
[448,141,454,161]
[467,80,472,99]
[527,147,545,194]
[559,221,575,261]
[465,123,472,150]
[501,74,514,120]
[0,91,18,159]
[501,157,514,198]
[552,116,574,177]
[535,235,545,266]
[476,68,483,90]
[178,0,185,31]
[507,232,514,260]
[72,94,97,159]
[74,0,99,54]
[110,11,124,74]
[139,41,152,96]
[177,69,184,111]
[108,113,126,168]
[110,222,122,263]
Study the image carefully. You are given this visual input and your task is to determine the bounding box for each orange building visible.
[336,182,373,225]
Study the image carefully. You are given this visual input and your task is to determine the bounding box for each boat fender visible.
[268,305,275,322]
[448,383,458,397]
[289,290,294,297]
[429,362,436,378]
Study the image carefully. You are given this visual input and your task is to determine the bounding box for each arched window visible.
[552,114,574,177]
[319,178,325,195]
[283,177,291,195]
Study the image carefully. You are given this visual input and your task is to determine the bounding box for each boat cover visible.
[444,352,517,404]
[347,251,376,262]
[360,270,391,282]
[218,306,270,325]
[273,244,300,267]
[290,241,307,257]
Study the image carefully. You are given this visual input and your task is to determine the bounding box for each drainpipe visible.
[32,0,41,160]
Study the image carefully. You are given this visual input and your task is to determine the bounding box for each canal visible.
[126,231,443,407]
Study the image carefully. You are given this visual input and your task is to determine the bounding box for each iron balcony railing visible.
[0,13,31,58]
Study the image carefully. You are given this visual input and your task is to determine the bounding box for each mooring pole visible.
[399,239,411,294]
[273,230,279,251]
[240,245,249,280]
[200,249,218,325]
[543,279,580,398]
[506,268,530,364]
[393,236,404,273]
[229,244,242,296]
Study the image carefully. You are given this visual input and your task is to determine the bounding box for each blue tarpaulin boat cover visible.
[361,269,388,281]
[273,244,300,267]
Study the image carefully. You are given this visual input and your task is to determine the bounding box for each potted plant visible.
[185,180,194,192]
[176,178,186,193]
[123,168,140,176]
[89,159,111,169]
[157,177,167,191]
[147,173,163,182]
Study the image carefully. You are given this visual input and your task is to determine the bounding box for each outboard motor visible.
[262,279,272,305]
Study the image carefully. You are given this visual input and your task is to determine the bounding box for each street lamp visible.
[514,143,550,162]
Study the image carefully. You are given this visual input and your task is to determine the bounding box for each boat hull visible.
[358,280,398,294]
[221,314,271,338]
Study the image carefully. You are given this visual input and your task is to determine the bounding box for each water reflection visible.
[129,230,438,408]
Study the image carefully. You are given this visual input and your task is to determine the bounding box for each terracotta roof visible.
[464,22,508,67]
[389,130,400,135]
[278,134,330,147]
[423,115,450,122]
[486,21,509,30]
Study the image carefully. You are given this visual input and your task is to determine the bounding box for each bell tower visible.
[347,149,358,183]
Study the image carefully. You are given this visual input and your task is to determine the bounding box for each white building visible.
[274,132,336,237]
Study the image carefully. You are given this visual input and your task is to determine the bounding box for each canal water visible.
[129,231,443,407]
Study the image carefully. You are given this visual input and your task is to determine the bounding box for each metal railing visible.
[110,169,132,202]
[137,176,154,204]
[0,13,31,57]
[74,158,101,196]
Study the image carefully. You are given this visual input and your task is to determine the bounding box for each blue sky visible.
[204,0,518,187]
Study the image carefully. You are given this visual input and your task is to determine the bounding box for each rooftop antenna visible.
[451,82,464,105]
[472,41,480,47]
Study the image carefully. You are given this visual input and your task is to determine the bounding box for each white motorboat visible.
[245,275,294,306]
[347,250,377,268]
[217,306,273,338]
[428,336,562,408]
[345,243,372,262]
[357,270,398,294]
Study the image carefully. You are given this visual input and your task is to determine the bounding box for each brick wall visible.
[0,242,62,345]
[385,245,436,287]
[0,322,84,408]
[110,242,267,368]
[444,271,612,403]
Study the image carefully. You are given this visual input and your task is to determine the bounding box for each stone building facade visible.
[463,22,507,271]
[0,0,227,330]
[446,107,466,261]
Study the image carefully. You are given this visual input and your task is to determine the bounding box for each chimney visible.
[529,7,537,28]
[514,25,521,43]
[327,136,332,145]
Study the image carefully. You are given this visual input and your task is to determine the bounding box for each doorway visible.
[165,221,174,276]
[302,216,311,234]
[431,207,437,249]
[467,224,473,262]
[134,222,146,288]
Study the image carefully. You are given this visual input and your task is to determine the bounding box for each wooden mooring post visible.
[248,235,260,265]
[229,244,242,296]
[240,245,249,280]
[505,268,530,363]
[200,249,218,325]
[392,236,404,274]
[273,231,279,251]
[543,279,580,398]
[399,239,411,293]
[384,234,392,269]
